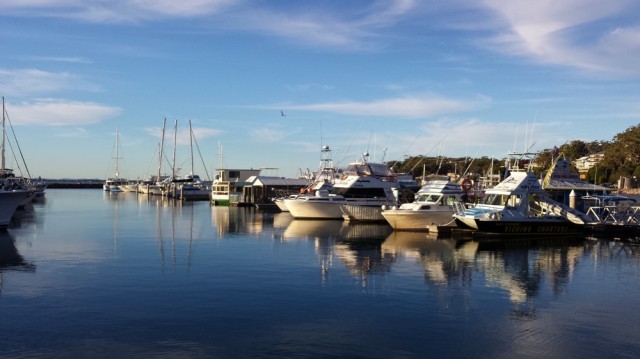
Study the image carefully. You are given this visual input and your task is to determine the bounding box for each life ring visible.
[461,178,473,192]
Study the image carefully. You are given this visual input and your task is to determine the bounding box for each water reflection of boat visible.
[382,231,478,285]
[0,230,35,270]
[476,238,586,319]
[282,220,346,240]
[334,233,394,281]
[338,223,393,241]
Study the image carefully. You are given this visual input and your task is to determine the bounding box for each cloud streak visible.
[285,95,491,118]
[0,68,96,97]
[6,99,121,126]
[143,125,222,146]
[5,0,638,76]
[480,0,640,75]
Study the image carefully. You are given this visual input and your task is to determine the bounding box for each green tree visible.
[559,140,589,160]
[600,124,640,183]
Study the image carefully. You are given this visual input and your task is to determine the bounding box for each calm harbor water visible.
[2,189,640,358]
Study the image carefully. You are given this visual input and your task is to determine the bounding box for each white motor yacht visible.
[381,178,467,231]
[285,153,408,220]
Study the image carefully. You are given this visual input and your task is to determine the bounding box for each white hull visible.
[0,190,30,227]
[285,198,344,219]
[382,207,456,231]
[340,204,386,222]
[141,185,165,196]
[286,197,389,220]
[274,199,289,212]
[120,184,139,192]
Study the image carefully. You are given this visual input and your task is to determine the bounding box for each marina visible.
[2,189,640,358]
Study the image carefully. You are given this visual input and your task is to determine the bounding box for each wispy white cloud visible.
[6,99,121,126]
[26,56,93,64]
[284,83,336,93]
[390,118,573,158]
[0,0,235,22]
[0,0,418,48]
[480,0,640,75]
[284,95,491,118]
[0,68,97,97]
[250,126,298,143]
[143,125,222,145]
[54,127,90,138]
[233,0,419,49]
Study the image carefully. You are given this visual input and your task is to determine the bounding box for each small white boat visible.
[381,178,467,231]
[273,194,298,212]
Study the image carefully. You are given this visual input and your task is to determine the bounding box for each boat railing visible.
[586,204,640,224]
[452,201,467,215]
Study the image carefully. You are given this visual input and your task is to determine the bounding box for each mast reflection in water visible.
[1,189,639,358]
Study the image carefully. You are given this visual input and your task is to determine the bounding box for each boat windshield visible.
[416,194,442,204]
[344,163,390,177]
[482,193,522,208]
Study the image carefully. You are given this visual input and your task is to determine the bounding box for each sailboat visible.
[103,128,127,192]
[0,97,31,226]
[165,120,211,200]
[139,118,169,195]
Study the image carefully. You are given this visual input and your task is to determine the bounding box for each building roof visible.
[249,176,309,187]
[543,157,610,192]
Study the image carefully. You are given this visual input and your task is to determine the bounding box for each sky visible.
[1,0,639,180]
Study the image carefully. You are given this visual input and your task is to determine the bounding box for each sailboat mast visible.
[172,119,177,179]
[115,128,120,179]
[158,118,167,180]
[1,97,5,174]
[189,120,194,176]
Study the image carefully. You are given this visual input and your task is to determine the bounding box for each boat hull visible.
[340,204,385,222]
[0,190,30,227]
[286,197,389,220]
[473,218,583,235]
[382,208,455,231]
[285,198,344,219]
[274,199,289,212]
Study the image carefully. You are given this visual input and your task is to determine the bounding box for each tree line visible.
[389,124,640,186]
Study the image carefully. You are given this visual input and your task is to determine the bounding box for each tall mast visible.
[114,127,120,179]
[1,97,5,174]
[189,120,194,176]
[172,119,177,179]
[158,118,166,180]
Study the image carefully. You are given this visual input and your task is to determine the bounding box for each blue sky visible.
[1,0,639,180]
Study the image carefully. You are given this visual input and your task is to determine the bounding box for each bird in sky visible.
[281,110,286,117]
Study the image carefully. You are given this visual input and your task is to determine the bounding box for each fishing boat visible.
[381,177,467,231]
[285,152,409,220]
[452,153,589,236]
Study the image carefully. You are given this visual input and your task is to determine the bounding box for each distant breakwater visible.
[43,180,103,189]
